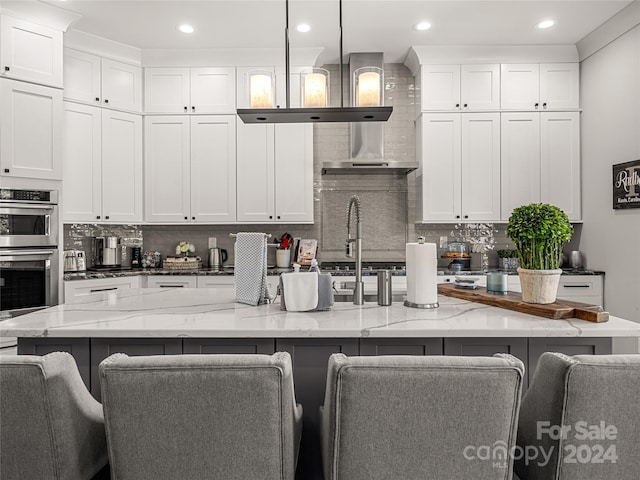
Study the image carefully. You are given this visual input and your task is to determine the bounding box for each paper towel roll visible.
[405,242,439,308]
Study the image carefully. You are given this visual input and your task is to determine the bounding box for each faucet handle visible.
[345,240,354,258]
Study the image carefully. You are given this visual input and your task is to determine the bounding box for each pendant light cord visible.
[339,0,344,107]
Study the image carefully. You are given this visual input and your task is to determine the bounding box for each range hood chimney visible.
[321,53,418,175]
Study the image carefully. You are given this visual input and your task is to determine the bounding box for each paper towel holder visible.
[403,237,439,309]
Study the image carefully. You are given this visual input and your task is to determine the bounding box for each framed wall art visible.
[612,159,640,209]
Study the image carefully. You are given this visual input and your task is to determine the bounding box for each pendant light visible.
[237,0,393,124]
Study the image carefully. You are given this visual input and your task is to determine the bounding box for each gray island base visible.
[4,288,638,480]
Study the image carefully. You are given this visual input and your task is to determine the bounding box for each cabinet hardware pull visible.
[104,99,109,103]
[160,285,184,288]
[184,106,187,111]
[3,169,9,173]
[534,103,539,109]
[192,106,195,111]
[95,97,100,102]
[4,66,9,71]
[90,287,117,293]
[96,215,101,219]
[184,216,188,220]
[463,104,468,108]
[192,216,195,220]
[105,216,110,220]
[269,215,273,219]
[562,284,591,288]
[464,215,468,219]
[456,215,460,219]
[455,103,460,108]
[543,102,547,109]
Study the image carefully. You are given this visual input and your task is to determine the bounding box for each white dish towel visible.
[281,272,319,311]
[234,232,271,306]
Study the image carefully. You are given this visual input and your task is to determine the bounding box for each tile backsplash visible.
[63,62,582,268]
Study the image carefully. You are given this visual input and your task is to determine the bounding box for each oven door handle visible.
[0,249,55,259]
[0,204,55,212]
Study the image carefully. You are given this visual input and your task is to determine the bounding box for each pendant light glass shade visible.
[301,68,330,108]
[353,67,383,107]
[248,69,275,108]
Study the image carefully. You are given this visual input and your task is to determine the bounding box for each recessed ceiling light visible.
[414,21,431,31]
[537,20,555,29]
[177,24,195,34]
[296,24,311,33]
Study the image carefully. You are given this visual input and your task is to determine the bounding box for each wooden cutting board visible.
[438,284,609,323]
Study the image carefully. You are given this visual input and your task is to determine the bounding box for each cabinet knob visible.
[456,215,461,219]
[455,103,460,108]
[95,97,100,102]
[463,103,468,108]
[105,215,110,220]
[534,103,539,109]
[191,216,195,220]
[269,215,273,220]
[184,216,188,220]
[543,102,547,109]
[4,66,9,71]
[464,215,469,219]
[3,168,9,173]
[192,106,195,112]
[104,99,109,104]
[96,216,101,220]
[277,215,281,220]
[184,106,188,112]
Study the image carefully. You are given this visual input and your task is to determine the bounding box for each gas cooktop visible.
[320,261,406,272]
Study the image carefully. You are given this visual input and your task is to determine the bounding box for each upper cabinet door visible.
[144,67,190,113]
[101,110,143,223]
[0,15,63,88]
[0,78,62,179]
[420,65,461,111]
[539,63,579,110]
[190,115,237,222]
[63,48,101,104]
[540,112,581,221]
[500,112,541,219]
[190,67,236,113]
[101,58,142,112]
[274,123,313,223]
[500,64,540,110]
[460,64,500,110]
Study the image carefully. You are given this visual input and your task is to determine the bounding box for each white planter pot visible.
[517,267,562,304]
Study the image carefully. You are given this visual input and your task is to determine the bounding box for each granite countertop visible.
[64,267,605,281]
[2,288,636,339]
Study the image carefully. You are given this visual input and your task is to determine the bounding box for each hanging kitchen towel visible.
[279,272,333,312]
[234,232,271,306]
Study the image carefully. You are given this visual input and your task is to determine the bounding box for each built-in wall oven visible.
[1,189,59,348]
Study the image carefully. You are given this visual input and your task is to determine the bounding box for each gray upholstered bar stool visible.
[320,353,525,480]
[0,352,108,479]
[99,352,303,480]
[515,353,640,480]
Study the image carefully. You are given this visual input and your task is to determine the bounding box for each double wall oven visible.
[1,189,59,347]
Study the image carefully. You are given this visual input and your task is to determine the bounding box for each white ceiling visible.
[42,0,633,63]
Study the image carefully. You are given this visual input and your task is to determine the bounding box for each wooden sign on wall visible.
[613,159,640,209]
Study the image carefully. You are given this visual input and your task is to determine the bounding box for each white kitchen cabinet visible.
[501,63,579,110]
[419,64,500,112]
[236,66,303,109]
[146,276,197,288]
[63,103,143,222]
[144,67,236,114]
[417,112,500,223]
[501,112,580,220]
[63,48,142,112]
[144,115,236,223]
[0,78,62,179]
[557,275,604,306]
[197,276,234,289]
[236,121,313,223]
[0,15,63,88]
[64,277,140,304]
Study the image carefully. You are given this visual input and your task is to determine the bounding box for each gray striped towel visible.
[234,232,271,306]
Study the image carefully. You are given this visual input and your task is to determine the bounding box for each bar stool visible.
[320,353,525,480]
[0,352,108,479]
[515,352,640,480]
[99,352,302,480]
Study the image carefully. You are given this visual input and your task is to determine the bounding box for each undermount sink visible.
[333,293,406,303]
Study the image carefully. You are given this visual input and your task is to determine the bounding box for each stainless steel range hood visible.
[321,53,418,175]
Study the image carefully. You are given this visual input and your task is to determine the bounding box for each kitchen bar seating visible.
[0,352,108,479]
[515,353,640,480]
[320,353,525,480]
[98,352,302,480]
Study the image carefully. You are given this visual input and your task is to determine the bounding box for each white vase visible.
[517,267,562,304]
[276,249,291,268]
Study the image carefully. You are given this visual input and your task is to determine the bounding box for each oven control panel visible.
[0,189,57,203]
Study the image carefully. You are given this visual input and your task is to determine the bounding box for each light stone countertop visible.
[1,288,637,339]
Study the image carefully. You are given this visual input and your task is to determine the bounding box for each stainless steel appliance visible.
[208,247,227,270]
[93,236,122,267]
[63,250,86,272]
[0,188,60,348]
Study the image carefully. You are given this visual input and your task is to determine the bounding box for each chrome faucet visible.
[346,195,364,305]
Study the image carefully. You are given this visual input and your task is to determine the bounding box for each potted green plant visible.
[506,203,573,304]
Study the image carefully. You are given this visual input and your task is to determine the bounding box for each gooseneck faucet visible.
[346,195,364,305]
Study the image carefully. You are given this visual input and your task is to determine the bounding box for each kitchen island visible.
[3,288,638,480]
